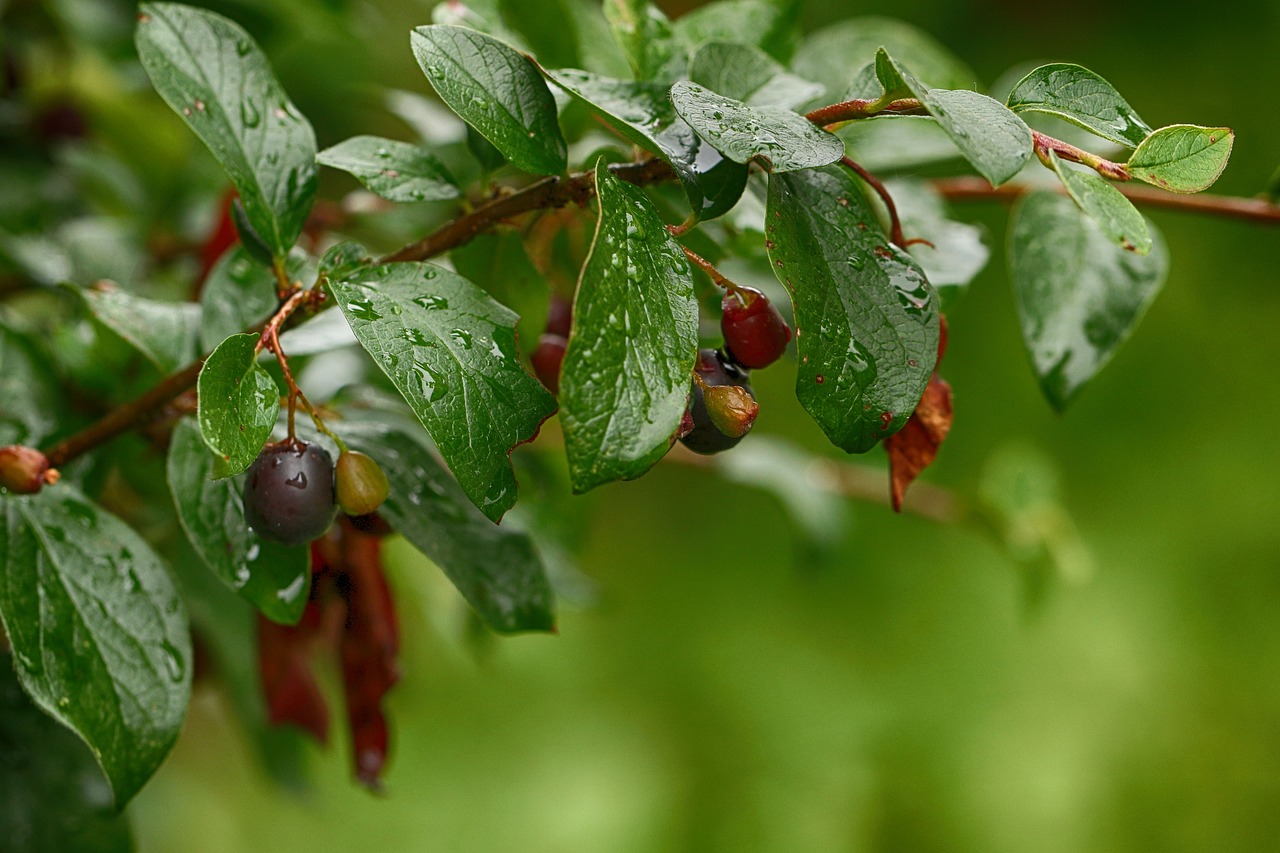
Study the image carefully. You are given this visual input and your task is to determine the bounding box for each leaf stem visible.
[804,97,927,127]
[1031,130,1130,182]
[840,156,908,248]
[676,244,738,293]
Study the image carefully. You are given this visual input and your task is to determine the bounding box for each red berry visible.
[532,333,567,395]
[545,293,573,338]
[0,446,52,495]
[679,349,756,455]
[721,287,792,369]
[243,441,338,546]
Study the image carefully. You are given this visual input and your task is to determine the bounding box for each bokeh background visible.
[5,0,1280,850]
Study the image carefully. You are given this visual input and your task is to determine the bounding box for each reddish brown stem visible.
[804,97,927,127]
[841,156,908,248]
[1031,129,1130,181]
[677,244,737,292]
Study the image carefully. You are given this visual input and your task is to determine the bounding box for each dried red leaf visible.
[338,521,400,791]
[257,604,331,744]
[886,316,954,512]
[195,189,239,292]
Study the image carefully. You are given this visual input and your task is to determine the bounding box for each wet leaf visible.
[688,41,822,110]
[1006,63,1152,148]
[1127,124,1233,193]
[0,485,191,805]
[1010,192,1168,409]
[316,135,460,203]
[0,324,62,447]
[81,287,200,375]
[673,0,801,62]
[167,419,310,624]
[560,162,698,491]
[670,82,845,172]
[766,165,940,452]
[410,24,567,176]
[602,0,685,83]
[136,3,317,259]
[0,666,132,853]
[328,264,556,522]
[341,420,556,633]
[1046,150,1151,254]
[197,333,281,479]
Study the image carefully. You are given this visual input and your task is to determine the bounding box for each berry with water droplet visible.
[721,287,791,369]
[243,441,337,546]
[336,450,390,517]
[532,333,568,395]
[679,349,756,455]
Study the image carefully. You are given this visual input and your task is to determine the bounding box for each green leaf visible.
[328,264,557,522]
[547,70,748,221]
[340,420,555,632]
[1127,124,1233,193]
[688,42,822,110]
[560,161,698,492]
[1046,150,1151,254]
[1006,63,1152,148]
[449,230,549,350]
[602,0,685,83]
[499,0,581,69]
[1266,164,1280,203]
[410,24,567,176]
[81,287,200,375]
[0,325,62,447]
[885,179,989,293]
[673,0,801,62]
[793,17,977,107]
[1009,191,1169,409]
[0,666,133,853]
[200,247,277,352]
[316,135,460,203]
[317,240,373,285]
[197,333,280,479]
[0,485,191,805]
[670,82,845,172]
[881,50,1031,186]
[766,165,940,452]
[135,3,317,259]
[167,418,310,624]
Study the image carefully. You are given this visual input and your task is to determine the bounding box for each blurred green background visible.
[7,0,1280,850]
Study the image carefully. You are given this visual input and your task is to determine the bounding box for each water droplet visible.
[160,642,186,682]
[450,329,473,349]
[246,543,261,561]
[235,39,251,57]
[277,574,306,603]
[348,299,381,321]
[240,100,261,128]
[414,294,447,310]
[234,565,251,587]
[849,255,866,270]
[402,328,430,346]
[194,99,206,112]
[285,471,308,489]
[412,362,447,402]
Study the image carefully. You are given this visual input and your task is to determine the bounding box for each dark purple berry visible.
[721,287,792,369]
[679,349,756,455]
[545,293,573,338]
[243,441,338,546]
[532,333,567,395]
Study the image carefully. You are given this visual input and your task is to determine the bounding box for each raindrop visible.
[160,642,186,682]
[285,471,308,489]
[277,575,305,603]
[412,362,448,402]
[414,294,447,310]
[348,299,381,321]
[235,39,251,57]
[450,329,474,349]
[240,100,261,128]
[403,328,430,346]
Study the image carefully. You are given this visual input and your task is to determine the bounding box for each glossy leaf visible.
[0,485,191,805]
[317,240,373,285]
[547,69,747,221]
[881,50,1031,186]
[341,420,555,632]
[766,165,940,452]
[0,325,61,447]
[1047,150,1151,254]
[135,3,317,259]
[316,135,460,203]
[793,17,977,107]
[1127,124,1233,193]
[670,82,845,172]
[561,162,697,492]
[0,667,132,853]
[1006,63,1152,148]
[450,230,549,350]
[1010,191,1168,409]
[410,24,567,176]
[328,264,557,522]
[200,247,277,351]
[602,0,684,83]
[81,287,200,375]
[197,333,281,479]
[167,418,310,624]
[688,42,822,110]
[674,0,801,62]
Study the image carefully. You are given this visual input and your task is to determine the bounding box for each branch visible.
[931,177,1280,225]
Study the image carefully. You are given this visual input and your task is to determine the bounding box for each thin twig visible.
[841,156,908,247]
[1031,130,1130,181]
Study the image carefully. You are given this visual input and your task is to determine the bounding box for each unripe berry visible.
[679,349,756,455]
[336,450,390,517]
[703,384,758,438]
[721,287,792,369]
[532,333,568,395]
[243,441,337,546]
[0,446,52,494]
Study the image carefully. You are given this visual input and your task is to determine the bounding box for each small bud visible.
[336,451,391,518]
[702,384,759,438]
[0,446,52,495]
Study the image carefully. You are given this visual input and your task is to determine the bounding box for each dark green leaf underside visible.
[1047,151,1151,254]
